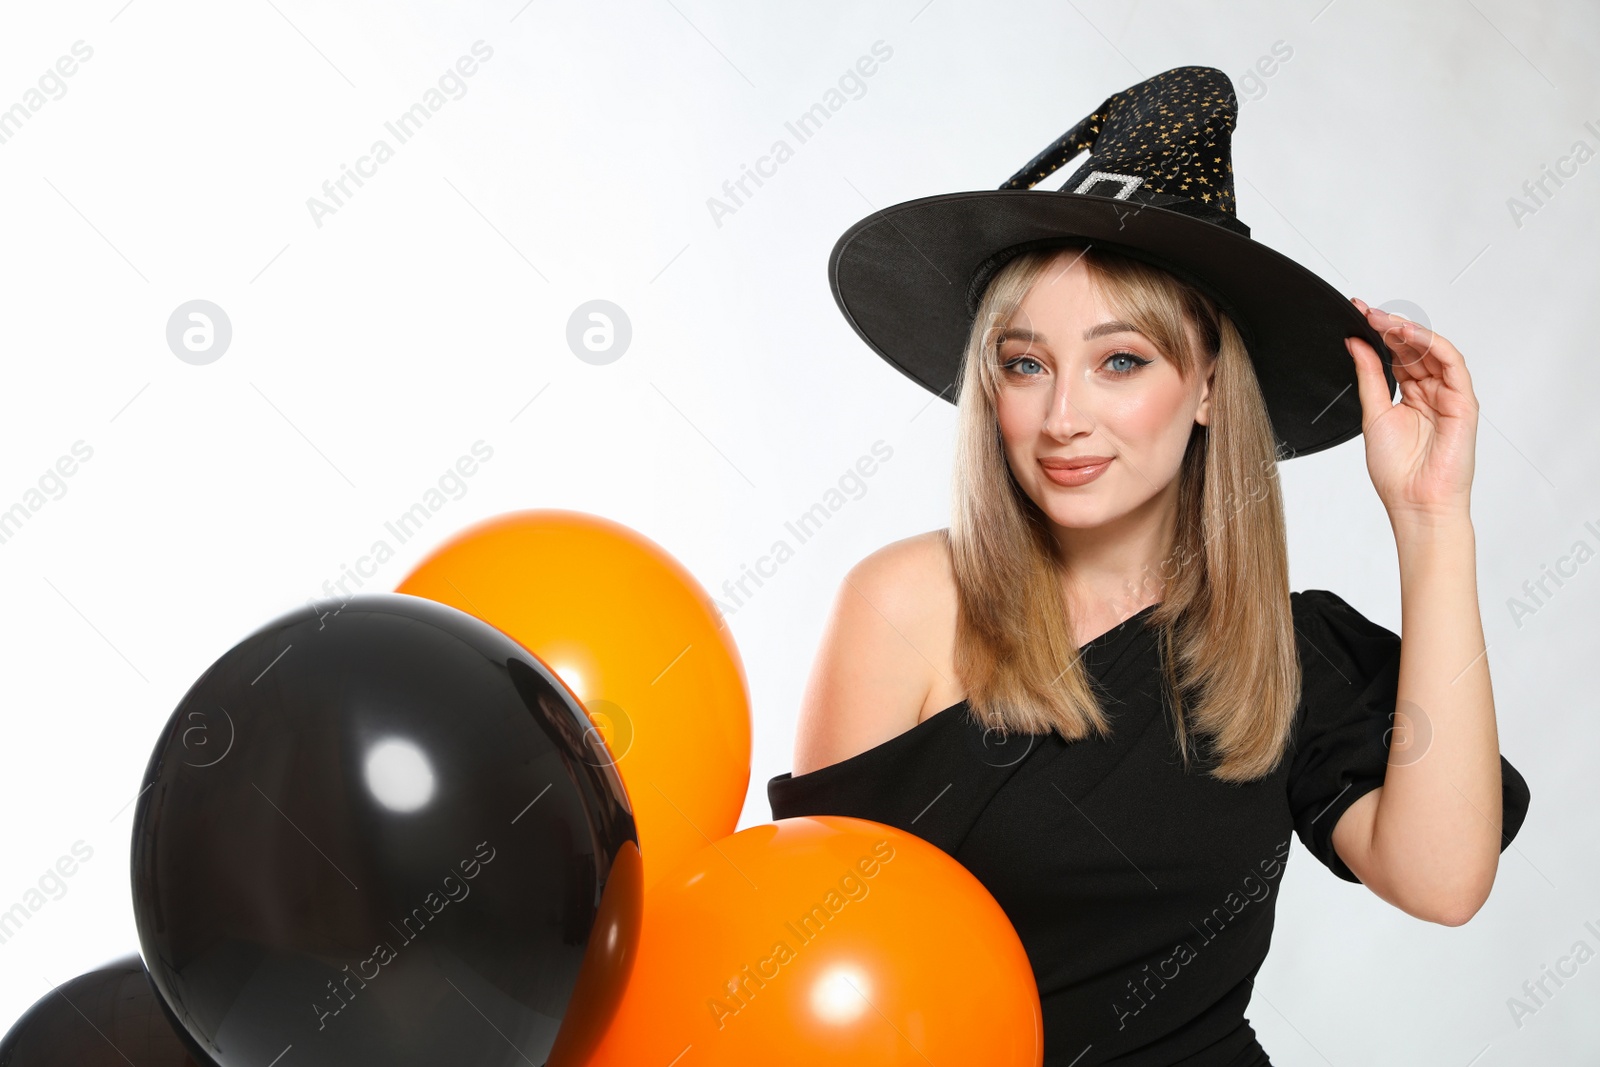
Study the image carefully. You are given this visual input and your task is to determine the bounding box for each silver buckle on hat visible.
[1075,171,1143,199]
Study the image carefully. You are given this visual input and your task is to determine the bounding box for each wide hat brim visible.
[829,188,1397,458]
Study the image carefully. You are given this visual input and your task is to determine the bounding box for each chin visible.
[1037,495,1125,529]
[1047,511,1123,530]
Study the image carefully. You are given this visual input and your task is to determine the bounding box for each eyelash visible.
[1000,350,1153,378]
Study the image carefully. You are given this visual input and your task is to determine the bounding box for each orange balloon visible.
[395,509,751,890]
[577,816,1043,1067]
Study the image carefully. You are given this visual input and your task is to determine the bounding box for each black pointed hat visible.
[827,65,1395,458]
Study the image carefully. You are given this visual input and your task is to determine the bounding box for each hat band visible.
[1094,185,1250,237]
[963,189,1251,322]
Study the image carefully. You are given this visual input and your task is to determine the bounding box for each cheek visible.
[994,391,1037,447]
[1103,379,1194,449]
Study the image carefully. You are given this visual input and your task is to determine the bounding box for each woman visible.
[767,66,1530,1066]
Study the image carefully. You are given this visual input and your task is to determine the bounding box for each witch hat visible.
[827,65,1395,457]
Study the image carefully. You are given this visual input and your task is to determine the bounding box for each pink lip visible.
[1039,456,1113,486]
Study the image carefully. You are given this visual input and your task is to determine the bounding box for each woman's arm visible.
[1330,300,1504,925]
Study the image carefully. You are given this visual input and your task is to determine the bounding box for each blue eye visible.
[1105,350,1152,376]
[1001,351,1151,378]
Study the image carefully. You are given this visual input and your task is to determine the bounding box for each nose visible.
[1040,368,1095,440]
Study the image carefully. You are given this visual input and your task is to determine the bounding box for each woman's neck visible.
[1050,484,1178,621]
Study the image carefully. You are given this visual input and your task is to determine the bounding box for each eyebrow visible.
[996,320,1143,344]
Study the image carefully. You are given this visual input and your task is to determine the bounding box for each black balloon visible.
[130,593,639,1067]
[0,953,205,1066]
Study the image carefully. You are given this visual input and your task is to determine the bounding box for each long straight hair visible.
[947,241,1300,782]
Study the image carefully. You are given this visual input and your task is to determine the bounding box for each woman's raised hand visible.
[1344,297,1479,526]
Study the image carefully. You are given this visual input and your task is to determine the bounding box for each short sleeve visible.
[1287,589,1532,883]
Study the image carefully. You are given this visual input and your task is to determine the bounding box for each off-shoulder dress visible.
[766,590,1532,1066]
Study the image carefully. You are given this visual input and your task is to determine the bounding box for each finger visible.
[1373,316,1430,378]
[1376,313,1438,366]
[1367,310,1473,396]
[1345,335,1394,427]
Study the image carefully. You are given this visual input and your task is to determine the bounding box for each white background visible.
[0,0,1596,1062]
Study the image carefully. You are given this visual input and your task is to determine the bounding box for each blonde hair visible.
[947,241,1299,782]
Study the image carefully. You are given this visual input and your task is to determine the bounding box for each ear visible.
[1194,357,1217,427]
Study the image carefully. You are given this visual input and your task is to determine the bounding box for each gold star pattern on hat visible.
[1001,65,1241,224]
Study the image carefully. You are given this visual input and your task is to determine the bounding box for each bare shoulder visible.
[790,529,962,776]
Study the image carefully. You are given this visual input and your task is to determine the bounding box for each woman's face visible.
[994,251,1214,534]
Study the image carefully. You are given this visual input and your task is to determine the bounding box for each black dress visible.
[766,589,1532,1066]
